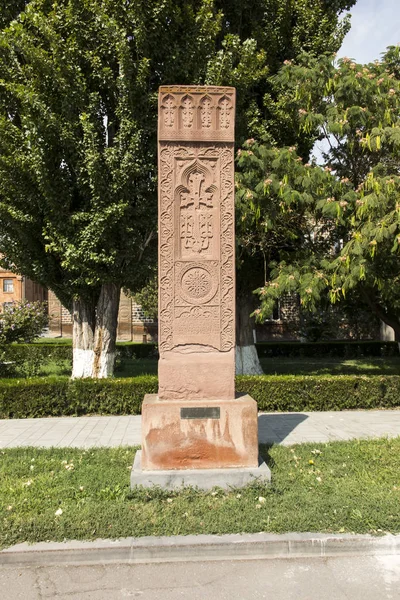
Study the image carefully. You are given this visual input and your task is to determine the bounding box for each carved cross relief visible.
[180,171,214,255]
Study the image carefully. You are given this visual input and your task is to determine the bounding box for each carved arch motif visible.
[161,94,177,128]
[180,94,194,129]
[199,95,213,129]
[217,95,233,130]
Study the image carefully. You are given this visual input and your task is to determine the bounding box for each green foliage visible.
[0,0,356,308]
[131,273,158,321]
[1,371,400,418]
[206,0,355,145]
[1,342,157,378]
[0,376,157,418]
[236,374,400,411]
[5,340,396,367]
[5,341,157,361]
[237,47,400,332]
[0,0,224,307]
[0,0,28,28]
[0,301,48,344]
[0,301,48,375]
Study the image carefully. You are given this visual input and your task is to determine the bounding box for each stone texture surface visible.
[137,86,260,478]
[141,394,258,470]
[131,450,270,490]
[157,86,236,401]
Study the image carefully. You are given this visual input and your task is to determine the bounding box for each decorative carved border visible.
[220,147,235,351]
[158,143,235,353]
[158,145,176,353]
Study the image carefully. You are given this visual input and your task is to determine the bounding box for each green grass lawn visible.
[6,353,400,379]
[113,356,400,378]
[259,356,400,376]
[1,437,399,549]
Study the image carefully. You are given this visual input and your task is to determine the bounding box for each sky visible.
[338,0,400,64]
[313,0,399,162]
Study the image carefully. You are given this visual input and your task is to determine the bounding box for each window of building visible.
[265,300,280,321]
[3,279,14,293]
[2,301,14,310]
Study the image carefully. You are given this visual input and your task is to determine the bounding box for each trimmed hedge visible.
[1,374,400,419]
[236,375,400,411]
[0,376,157,418]
[255,341,399,358]
[5,342,158,362]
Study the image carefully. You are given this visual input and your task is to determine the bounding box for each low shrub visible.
[1,374,399,418]
[236,375,400,411]
[5,342,158,363]
[0,376,158,418]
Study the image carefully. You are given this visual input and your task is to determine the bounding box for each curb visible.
[1,533,400,566]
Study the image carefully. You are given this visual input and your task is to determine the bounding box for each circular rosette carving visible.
[179,265,218,305]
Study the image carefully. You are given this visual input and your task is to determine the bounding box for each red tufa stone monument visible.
[132,86,269,488]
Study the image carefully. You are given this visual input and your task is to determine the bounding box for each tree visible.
[0,0,223,377]
[0,0,356,378]
[206,0,356,372]
[0,0,29,28]
[238,47,400,338]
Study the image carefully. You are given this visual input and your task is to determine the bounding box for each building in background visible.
[47,289,157,342]
[0,266,47,308]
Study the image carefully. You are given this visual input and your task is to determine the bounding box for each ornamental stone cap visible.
[158,86,236,142]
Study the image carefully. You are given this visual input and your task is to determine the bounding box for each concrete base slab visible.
[130,450,271,490]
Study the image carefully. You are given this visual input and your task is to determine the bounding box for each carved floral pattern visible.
[219,147,235,350]
[181,267,212,299]
[158,146,177,352]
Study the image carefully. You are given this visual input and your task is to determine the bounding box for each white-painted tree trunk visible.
[71,298,96,379]
[92,283,120,379]
[236,294,264,375]
[72,348,94,378]
[235,344,264,375]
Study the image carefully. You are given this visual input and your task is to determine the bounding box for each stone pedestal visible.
[132,86,270,489]
[140,394,258,470]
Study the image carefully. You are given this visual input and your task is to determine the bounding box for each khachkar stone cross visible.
[131,86,269,489]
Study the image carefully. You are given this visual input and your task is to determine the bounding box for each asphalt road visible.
[1,555,400,600]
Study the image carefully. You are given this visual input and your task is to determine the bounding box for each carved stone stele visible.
[157,86,236,401]
[139,86,259,472]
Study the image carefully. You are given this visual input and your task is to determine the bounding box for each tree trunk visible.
[360,287,400,341]
[72,298,96,378]
[92,283,121,378]
[235,294,264,375]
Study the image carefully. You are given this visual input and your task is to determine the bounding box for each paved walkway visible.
[0,410,399,448]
